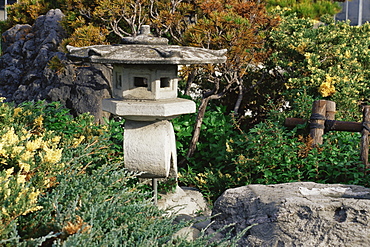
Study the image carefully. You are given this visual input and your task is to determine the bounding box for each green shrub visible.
[173,102,246,202]
[172,9,370,203]
[0,99,116,241]
[174,98,367,203]
[265,9,370,121]
[235,120,365,186]
[174,103,236,168]
[0,100,247,246]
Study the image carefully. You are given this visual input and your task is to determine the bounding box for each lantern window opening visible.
[160,77,171,88]
[134,77,149,88]
[115,72,122,89]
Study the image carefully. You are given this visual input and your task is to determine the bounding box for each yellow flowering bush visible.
[0,106,64,237]
[0,100,109,241]
[267,9,370,120]
[318,75,338,97]
[0,125,64,178]
[0,167,42,235]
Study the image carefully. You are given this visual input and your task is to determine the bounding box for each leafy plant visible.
[47,55,66,75]
[0,100,250,246]
[264,9,370,121]
[174,103,235,168]
[103,116,125,154]
[0,100,116,241]
[174,96,368,203]
[266,0,341,19]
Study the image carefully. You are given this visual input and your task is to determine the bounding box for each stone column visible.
[124,120,177,178]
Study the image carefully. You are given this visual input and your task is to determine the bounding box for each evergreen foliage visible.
[266,0,341,19]
[2,1,370,239]
[0,100,246,246]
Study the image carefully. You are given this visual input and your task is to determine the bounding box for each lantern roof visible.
[67,25,227,65]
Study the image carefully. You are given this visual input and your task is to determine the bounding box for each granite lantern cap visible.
[67,25,227,101]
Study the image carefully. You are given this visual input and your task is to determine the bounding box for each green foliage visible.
[16,163,178,246]
[103,116,125,154]
[174,99,368,203]
[0,101,247,245]
[47,55,66,74]
[236,120,365,186]
[266,0,341,19]
[173,103,244,202]
[265,9,370,121]
[174,103,235,168]
[0,100,117,241]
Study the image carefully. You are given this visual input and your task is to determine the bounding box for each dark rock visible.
[192,216,211,230]
[2,24,32,51]
[0,9,112,123]
[174,214,194,223]
[208,182,370,247]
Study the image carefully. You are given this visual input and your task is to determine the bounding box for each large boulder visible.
[208,182,370,246]
[0,9,111,123]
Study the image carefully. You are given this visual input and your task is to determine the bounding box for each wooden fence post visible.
[361,106,370,171]
[285,101,370,165]
[326,100,336,121]
[310,100,327,145]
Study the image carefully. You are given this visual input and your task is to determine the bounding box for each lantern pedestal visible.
[103,98,196,178]
[123,120,177,178]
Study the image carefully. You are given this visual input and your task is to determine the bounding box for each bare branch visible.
[233,82,244,114]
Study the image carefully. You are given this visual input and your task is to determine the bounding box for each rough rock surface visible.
[0,9,111,123]
[158,186,211,216]
[208,182,370,247]
[158,186,212,241]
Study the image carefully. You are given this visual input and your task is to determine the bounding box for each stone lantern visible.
[67,25,226,179]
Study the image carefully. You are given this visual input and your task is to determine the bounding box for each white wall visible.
[336,0,370,26]
[0,10,5,21]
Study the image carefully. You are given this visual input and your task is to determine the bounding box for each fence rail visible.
[285,100,370,170]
